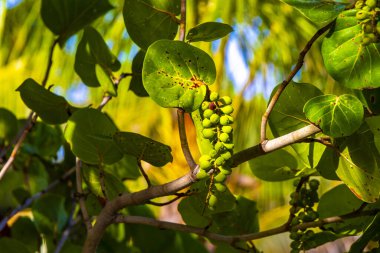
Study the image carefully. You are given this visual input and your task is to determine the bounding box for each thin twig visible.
[99,165,108,200]
[113,209,380,244]
[260,20,335,142]
[54,199,78,253]
[177,109,197,170]
[147,195,183,206]
[0,167,75,231]
[97,73,132,110]
[76,159,92,231]
[138,160,152,187]
[179,0,187,41]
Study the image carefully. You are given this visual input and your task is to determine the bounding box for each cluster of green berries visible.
[196,91,234,210]
[355,0,380,46]
[289,179,320,253]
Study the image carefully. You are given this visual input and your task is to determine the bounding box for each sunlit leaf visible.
[123,0,180,50]
[322,9,380,89]
[304,94,364,137]
[64,108,123,165]
[280,0,347,25]
[75,27,121,89]
[113,132,172,167]
[143,40,216,112]
[366,116,380,153]
[187,22,233,42]
[349,213,380,253]
[41,0,113,46]
[17,78,76,124]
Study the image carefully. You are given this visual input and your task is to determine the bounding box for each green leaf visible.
[366,116,380,153]
[11,218,39,253]
[318,184,366,233]
[64,108,123,165]
[269,82,325,169]
[322,9,380,89]
[16,78,76,124]
[362,88,380,114]
[113,132,172,167]
[178,180,236,227]
[280,0,348,25]
[304,94,364,137]
[105,154,141,180]
[315,147,340,180]
[32,193,68,234]
[143,40,216,112]
[302,231,340,250]
[82,164,127,199]
[336,123,380,203]
[40,0,113,46]
[186,22,233,42]
[129,51,148,97]
[75,27,121,88]
[349,213,380,253]
[123,0,180,50]
[249,149,299,181]
[22,121,63,158]
[0,238,32,253]
[0,171,24,211]
[0,108,18,145]
[211,197,259,235]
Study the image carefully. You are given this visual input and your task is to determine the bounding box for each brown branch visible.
[113,209,379,245]
[260,20,335,142]
[179,0,187,41]
[177,109,197,170]
[76,159,92,231]
[54,199,78,253]
[0,166,75,231]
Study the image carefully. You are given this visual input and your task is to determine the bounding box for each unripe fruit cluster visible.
[288,179,320,253]
[355,0,380,46]
[197,91,234,210]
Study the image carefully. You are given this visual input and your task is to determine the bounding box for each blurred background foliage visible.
[0,0,345,251]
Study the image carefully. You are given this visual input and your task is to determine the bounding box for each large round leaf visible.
[143,40,216,112]
[322,9,380,89]
[64,108,123,164]
[304,94,364,137]
[0,108,18,144]
[123,0,180,50]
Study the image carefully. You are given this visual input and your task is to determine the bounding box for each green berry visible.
[202,118,212,128]
[290,241,300,250]
[218,166,231,175]
[222,126,233,134]
[209,149,218,158]
[203,109,214,119]
[290,231,301,240]
[220,115,231,126]
[308,179,319,190]
[201,101,210,111]
[215,156,225,166]
[214,172,227,182]
[362,5,372,11]
[220,105,234,115]
[214,183,227,192]
[220,151,232,160]
[223,142,234,150]
[199,154,211,162]
[214,142,225,152]
[293,179,300,187]
[210,114,220,124]
[210,91,219,102]
[355,0,364,9]
[219,132,230,143]
[196,169,208,179]
[200,160,212,170]
[219,96,232,105]
[356,10,369,20]
[366,0,377,8]
[363,23,373,33]
[208,194,218,207]
[377,22,380,34]
[202,129,216,139]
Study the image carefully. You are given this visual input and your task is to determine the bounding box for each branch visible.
[97,73,132,111]
[54,200,78,253]
[76,159,91,231]
[177,109,197,170]
[0,167,75,231]
[0,38,59,180]
[113,209,380,245]
[260,20,335,142]
[179,0,187,41]
[83,123,322,252]
[138,160,152,187]
[232,124,321,167]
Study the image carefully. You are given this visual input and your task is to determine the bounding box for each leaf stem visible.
[177,109,197,170]
[76,159,92,231]
[260,20,335,142]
